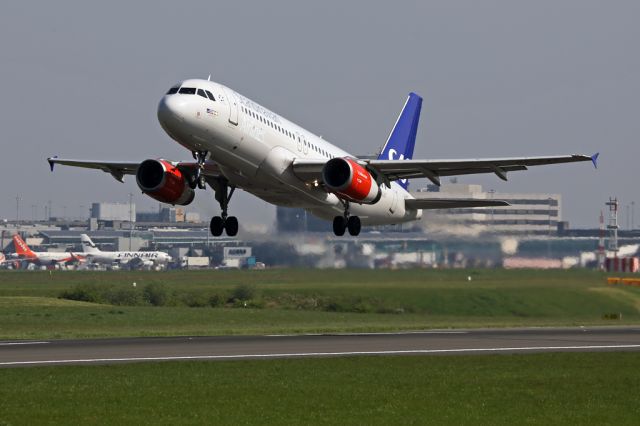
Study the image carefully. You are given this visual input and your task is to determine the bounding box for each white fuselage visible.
[86,251,172,266]
[9,252,78,265]
[157,79,421,226]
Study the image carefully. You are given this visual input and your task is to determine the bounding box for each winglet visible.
[590,152,599,169]
[48,156,58,172]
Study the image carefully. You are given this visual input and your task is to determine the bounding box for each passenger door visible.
[222,88,239,126]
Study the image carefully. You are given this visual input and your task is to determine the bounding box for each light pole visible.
[128,193,134,251]
[547,197,553,258]
[489,189,495,232]
[15,194,21,223]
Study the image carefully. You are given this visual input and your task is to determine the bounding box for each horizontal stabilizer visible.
[405,198,510,210]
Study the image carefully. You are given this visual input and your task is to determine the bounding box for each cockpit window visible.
[178,87,196,95]
[197,89,208,99]
[166,86,179,95]
[205,90,216,101]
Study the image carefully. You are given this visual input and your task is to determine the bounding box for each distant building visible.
[136,211,160,222]
[185,212,201,223]
[159,207,177,223]
[175,208,185,223]
[416,184,561,236]
[276,207,330,232]
[91,202,135,222]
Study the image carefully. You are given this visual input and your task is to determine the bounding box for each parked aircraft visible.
[9,234,83,266]
[80,234,171,268]
[48,79,597,236]
[0,253,16,269]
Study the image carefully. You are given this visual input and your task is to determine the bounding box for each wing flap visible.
[405,198,510,210]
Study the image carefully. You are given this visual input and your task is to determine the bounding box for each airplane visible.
[0,253,15,269]
[48,79,598,237]
[9,234,83,266]
[80,234,172,268]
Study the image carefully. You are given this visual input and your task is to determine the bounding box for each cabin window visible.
[205,90,216,101]
[166,86,179,95]
[179,87,196,95]
[197,89,208,99]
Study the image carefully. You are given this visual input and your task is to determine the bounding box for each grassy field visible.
[1,352,639,425]
[0,269,639,339]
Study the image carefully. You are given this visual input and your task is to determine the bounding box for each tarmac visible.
[1,326,639,367]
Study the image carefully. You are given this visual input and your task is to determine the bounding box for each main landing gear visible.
[333,201,361,237]
[209,178,238,237]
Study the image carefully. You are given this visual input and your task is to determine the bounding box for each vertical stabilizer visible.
[80,234,101,253]
[377,92,423,189]
[12,235,36,259]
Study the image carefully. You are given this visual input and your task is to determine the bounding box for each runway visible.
[1,326,639,367]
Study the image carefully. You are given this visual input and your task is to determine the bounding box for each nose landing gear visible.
[189,151,208,190]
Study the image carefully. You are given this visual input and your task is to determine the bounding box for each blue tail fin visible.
[377,92,423,189]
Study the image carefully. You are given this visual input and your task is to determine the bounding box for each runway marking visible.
[0,342,49,346]
[2,344,640,366]
[264,331,467,337]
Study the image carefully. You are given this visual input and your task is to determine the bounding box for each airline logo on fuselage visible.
[116,252,160,259]
[13,236,35,257]
[388,149,408,186]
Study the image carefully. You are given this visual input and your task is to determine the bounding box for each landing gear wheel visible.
[210,216,224,237]
[225,216,239,237]
[347,216,361,236]
[197,174,207,189]
[333,216,347,236]
[208,177,238,236]
[188,173,198,189]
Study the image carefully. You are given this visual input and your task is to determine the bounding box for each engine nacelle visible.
[136,159,195,206]
[321,157,382,204]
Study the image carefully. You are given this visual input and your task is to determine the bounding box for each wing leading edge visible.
[47,157,140,182]
[47,157,221,183]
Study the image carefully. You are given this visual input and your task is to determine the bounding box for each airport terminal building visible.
[277,183,561,236]
[416,184,561,236]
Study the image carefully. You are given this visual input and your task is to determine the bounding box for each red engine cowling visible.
[322,157,382,204]
[136,159,195,206]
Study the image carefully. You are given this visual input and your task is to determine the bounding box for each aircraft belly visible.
[206,131,271,180]
[308,187,419,226]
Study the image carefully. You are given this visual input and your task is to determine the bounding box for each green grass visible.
[1,353,639,425]
[0,269,639,339]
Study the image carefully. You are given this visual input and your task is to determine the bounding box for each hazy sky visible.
[1,1,638,228]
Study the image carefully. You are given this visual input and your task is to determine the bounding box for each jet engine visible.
[136,159,195,205]
[321,157,381,204]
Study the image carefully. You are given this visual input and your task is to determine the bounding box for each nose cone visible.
[157,95,188,125]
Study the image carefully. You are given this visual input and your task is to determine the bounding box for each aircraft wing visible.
[405,198,510,210]
[47,157,221,183]
[292,153,597,186]
[365,153,598,186]
[47,158,140,182]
